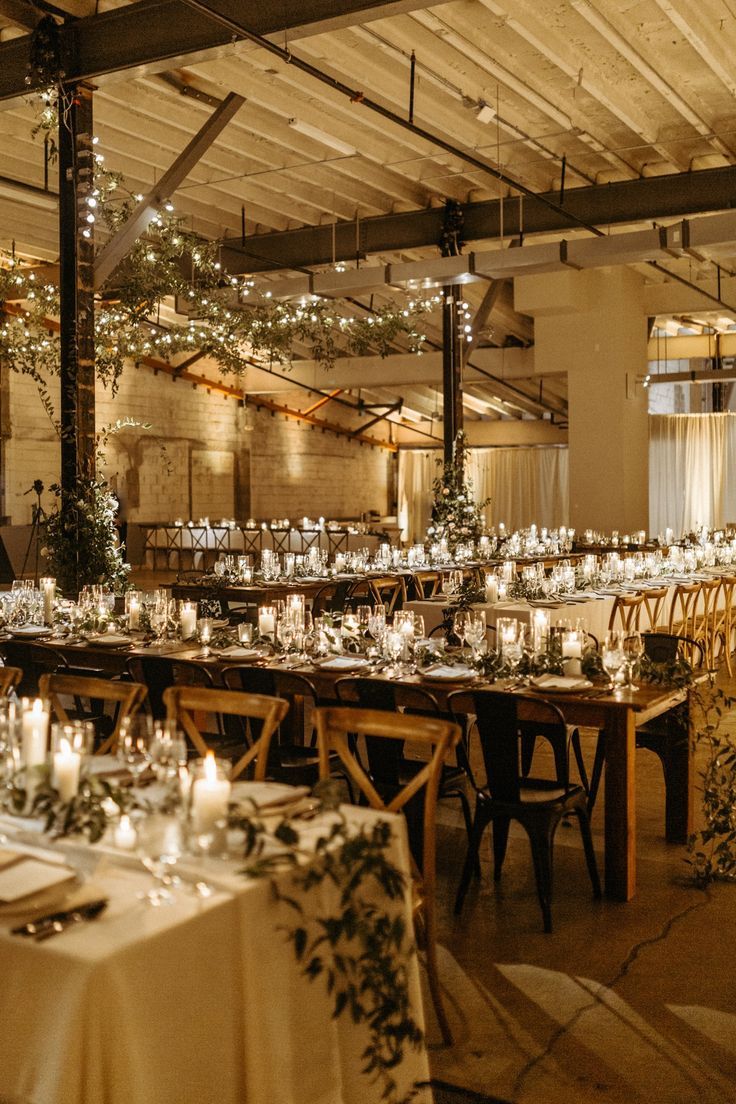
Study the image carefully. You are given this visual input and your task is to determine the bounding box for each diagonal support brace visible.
[93,90,244,290]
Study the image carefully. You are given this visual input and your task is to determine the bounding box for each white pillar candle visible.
[22,699,48,768]
[258,607,275,637]
[334,553,346,573]
[113,814,137,850]
[561,638,582,659]
[532,609,550,654]
[128,595,141,631]
[40,577,55,625]
[192,752,231,836]
[180,602,197,640]
[484,575,498,604]
[53,737,81,802]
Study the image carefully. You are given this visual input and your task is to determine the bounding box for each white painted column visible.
[516,267,649,533]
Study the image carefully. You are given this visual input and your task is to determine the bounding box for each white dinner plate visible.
[212,645,260,659]
[8,625,51,638]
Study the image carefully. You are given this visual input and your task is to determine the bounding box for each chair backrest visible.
[0,641,68,696]
[448,690,570,803]
[311,580,352,615]
[348,576,406,614]
[668,581,701,637]
[163,685,289,780]
[315,705,460,877]
[221,665,317,764]
[411,571,442,599]
[608,592,646,632]
[125,655,214,718]
[38,673,148,754]
[641,586,669,633]
[0,666,22,696]
[642,631,704,670]
[334,676,443,783]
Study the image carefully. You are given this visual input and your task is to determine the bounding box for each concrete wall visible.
[0,363,390,526]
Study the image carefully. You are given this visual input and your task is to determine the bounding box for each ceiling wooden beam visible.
[0,0,437,102]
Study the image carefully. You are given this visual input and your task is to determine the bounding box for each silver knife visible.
[12,898,108,940]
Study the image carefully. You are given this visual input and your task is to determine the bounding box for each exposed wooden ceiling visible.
[2,0,736,441]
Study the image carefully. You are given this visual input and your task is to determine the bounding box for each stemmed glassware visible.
[602,630,626,691]
[117,714,154,783]
[463,611,487,662]
[136,812,184,906]
[453,610,472,653]
[623,631,644,691]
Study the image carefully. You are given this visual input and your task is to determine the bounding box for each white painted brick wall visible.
[3,362,391,524]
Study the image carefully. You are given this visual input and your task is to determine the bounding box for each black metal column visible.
[59,83,96,494]
[442,284,463,463]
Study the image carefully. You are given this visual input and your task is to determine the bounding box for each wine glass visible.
[453,610,472,653]
[464,612,487,661]
[117,714,154,783]
[602,630,626,690]
[150,721,187,788]
[136,812,184,906]
[623,631,644,691]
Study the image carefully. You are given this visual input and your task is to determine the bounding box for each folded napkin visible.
[423,664,474,681]
[0,857,76,904]
[530,674,592,692]
[214,645,258,658]
[316,656,369,671]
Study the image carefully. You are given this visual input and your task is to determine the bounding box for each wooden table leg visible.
[604,706,637,900]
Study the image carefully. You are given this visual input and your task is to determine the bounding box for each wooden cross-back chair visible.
[38,673,148,755]
[668,581,701,639]
[710,575,736,675]
[608,592,646,633]
[691,577,721,668]
[348,575,406,615]
[163,685,289,780]
[315,704,461,1046]
[640,586,669,633]
[410,571,443,599]
[0,667,22,696]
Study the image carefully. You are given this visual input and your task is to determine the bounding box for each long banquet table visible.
[0,798,431,1104]
[21,635,695,902]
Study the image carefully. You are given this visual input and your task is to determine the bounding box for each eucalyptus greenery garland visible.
[0,157,434,401]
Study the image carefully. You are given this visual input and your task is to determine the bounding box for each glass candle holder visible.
[258,606,276,638]
[50,721,94,802]
[180,601,198,640]
[188,752,231,855]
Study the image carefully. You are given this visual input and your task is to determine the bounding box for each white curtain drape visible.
[649,413,736,534]
[398,446,569,542]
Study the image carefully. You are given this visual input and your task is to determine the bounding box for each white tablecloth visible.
[406,593,617,643]
[0,803,430,1104]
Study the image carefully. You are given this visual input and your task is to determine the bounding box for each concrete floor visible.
[428,677,736,1104]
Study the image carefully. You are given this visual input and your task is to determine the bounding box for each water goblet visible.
[136,812,184,906]
[464,612,487,661]
[623,631,644,691]
[602,630,626,691]
[117,714,154,784]
[453,610,472,653]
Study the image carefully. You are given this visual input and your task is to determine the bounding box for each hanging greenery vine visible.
[0,119,436,400]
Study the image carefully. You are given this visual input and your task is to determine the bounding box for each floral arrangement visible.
[42,476,130,596]
[427,431,489,552]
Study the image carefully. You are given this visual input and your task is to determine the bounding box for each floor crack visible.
[510,887,712,1100]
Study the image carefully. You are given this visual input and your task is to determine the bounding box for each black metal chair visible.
[221,665,346,790]
[581,632,704,826]
[311,580,352,616]
[449,689,601,933]
[125,655,215,720]
[0,641,68,697]
[334,676,475,849]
